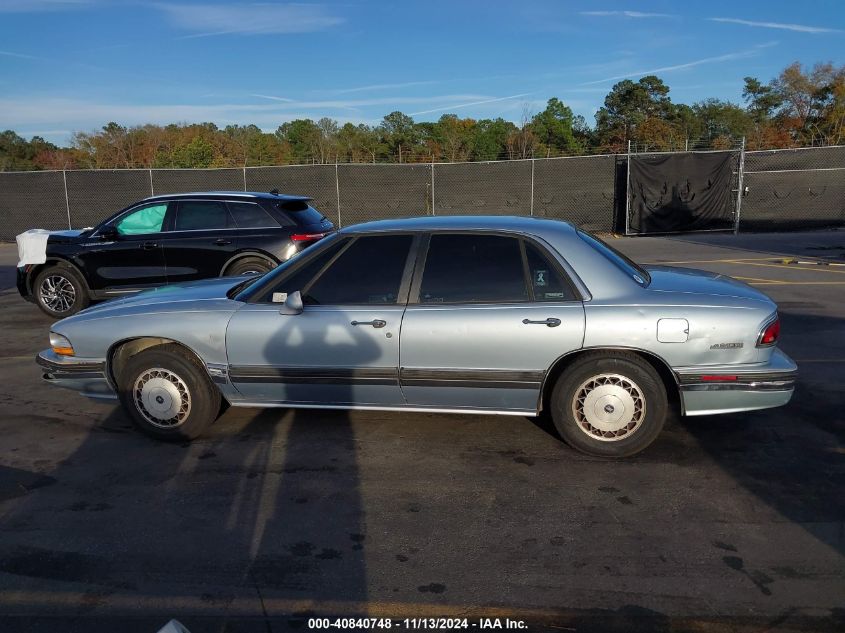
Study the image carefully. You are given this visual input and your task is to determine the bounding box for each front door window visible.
[115,203,167,235]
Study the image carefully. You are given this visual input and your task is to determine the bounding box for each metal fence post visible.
[62,170,72,229]
[242,166,247,191]
[529,158,535,216]
[335,162,342,227]
[624,141,632,235]
[430,161,435,215]
[733,137,746,235]
[149,169,154,196]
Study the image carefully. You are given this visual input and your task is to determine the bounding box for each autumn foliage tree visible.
[2,61,842,171]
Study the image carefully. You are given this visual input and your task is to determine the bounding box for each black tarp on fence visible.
[627,151,736,234]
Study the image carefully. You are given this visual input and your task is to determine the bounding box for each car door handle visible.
[522,318,561,328]
[351,319,387,328]
[141,241,158,250]
[214,239,232,246]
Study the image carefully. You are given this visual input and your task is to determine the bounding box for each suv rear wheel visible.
[225,256,273,276]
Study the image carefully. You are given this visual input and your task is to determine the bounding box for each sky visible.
[0,0,843,145]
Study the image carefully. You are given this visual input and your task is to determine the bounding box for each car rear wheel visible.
[117,344,221,442]
[550,352,667,458]
[224,256,273,276]
[33,265,89,318]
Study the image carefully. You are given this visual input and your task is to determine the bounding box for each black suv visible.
[17,191,334,318]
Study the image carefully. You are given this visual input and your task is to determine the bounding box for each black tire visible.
[224,256,273,276]
[117,344,221,442]
[33,265,89,319]
[550,352,667,458]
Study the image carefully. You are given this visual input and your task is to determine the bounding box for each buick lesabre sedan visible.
[36,216,797,457]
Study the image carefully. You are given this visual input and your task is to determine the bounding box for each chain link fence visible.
[1,146,843,240]
[741,146,845,230]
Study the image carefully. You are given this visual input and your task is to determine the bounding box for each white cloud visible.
[410,93,534,116]
[154,2,344,37]
[251,94,294,103]
[0,49,42,60]
[0,94,513,131]
[580,10,675,18]
[708,17,841,34]
[581,47,769,85]
[0,0,94,12]
[328,81,440,95]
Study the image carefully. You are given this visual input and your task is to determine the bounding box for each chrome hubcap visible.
[572,373,645,442]
[133,368,191,428]
[39,274,76,313]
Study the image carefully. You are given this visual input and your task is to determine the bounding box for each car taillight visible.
[757,316,780,347]
[291,232,327,242]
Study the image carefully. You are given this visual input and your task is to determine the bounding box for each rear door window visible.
[174,201,232,231]
[419,234,527,304]
[524,242,576,301]
[228,201,280,228]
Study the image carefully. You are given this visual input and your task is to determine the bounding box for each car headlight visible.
[49,332,75,356]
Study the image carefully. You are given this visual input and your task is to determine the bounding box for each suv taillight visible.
[291,232,327,243]
[757,316,780,347]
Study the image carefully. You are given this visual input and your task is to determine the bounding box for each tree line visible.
[1,61,843,171]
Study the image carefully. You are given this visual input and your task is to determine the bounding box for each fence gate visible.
[626,149,741,235]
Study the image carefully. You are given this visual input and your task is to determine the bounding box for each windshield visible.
[577,230,651,286]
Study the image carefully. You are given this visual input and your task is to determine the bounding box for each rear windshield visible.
[577,230,651,286]
[274,203,328,226]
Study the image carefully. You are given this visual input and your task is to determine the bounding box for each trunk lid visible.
[644,265,774,305]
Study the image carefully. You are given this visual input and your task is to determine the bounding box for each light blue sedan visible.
[37,216,796,457]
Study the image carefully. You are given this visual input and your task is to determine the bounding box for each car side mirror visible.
[100,226,118,240]
[279,290,303,315]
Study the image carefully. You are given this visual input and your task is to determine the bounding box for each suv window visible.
[303,235,412,305]
[228,201,280,228]
[115,203,167,236]
[174,201,231,231]
[420,234,527,304]
[524,243,575,301]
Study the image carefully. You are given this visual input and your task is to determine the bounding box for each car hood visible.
[47,229,92,243]
[643,265,774,305]
[75,276,249,317]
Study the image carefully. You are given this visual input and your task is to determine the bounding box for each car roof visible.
[141,191,312,203]
[340,215,577,234]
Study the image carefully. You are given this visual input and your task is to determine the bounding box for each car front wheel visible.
[550,352,667,458]
[33,265,89,318]
[118,344,221,441]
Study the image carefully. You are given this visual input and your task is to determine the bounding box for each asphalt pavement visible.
[0,230,843,633]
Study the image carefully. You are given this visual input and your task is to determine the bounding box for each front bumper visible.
[36,349,116,400]
[677,348,797,416]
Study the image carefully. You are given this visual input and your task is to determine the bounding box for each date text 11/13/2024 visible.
[307,618,528,629]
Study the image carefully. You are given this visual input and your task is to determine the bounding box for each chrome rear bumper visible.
[676,348,797,416]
